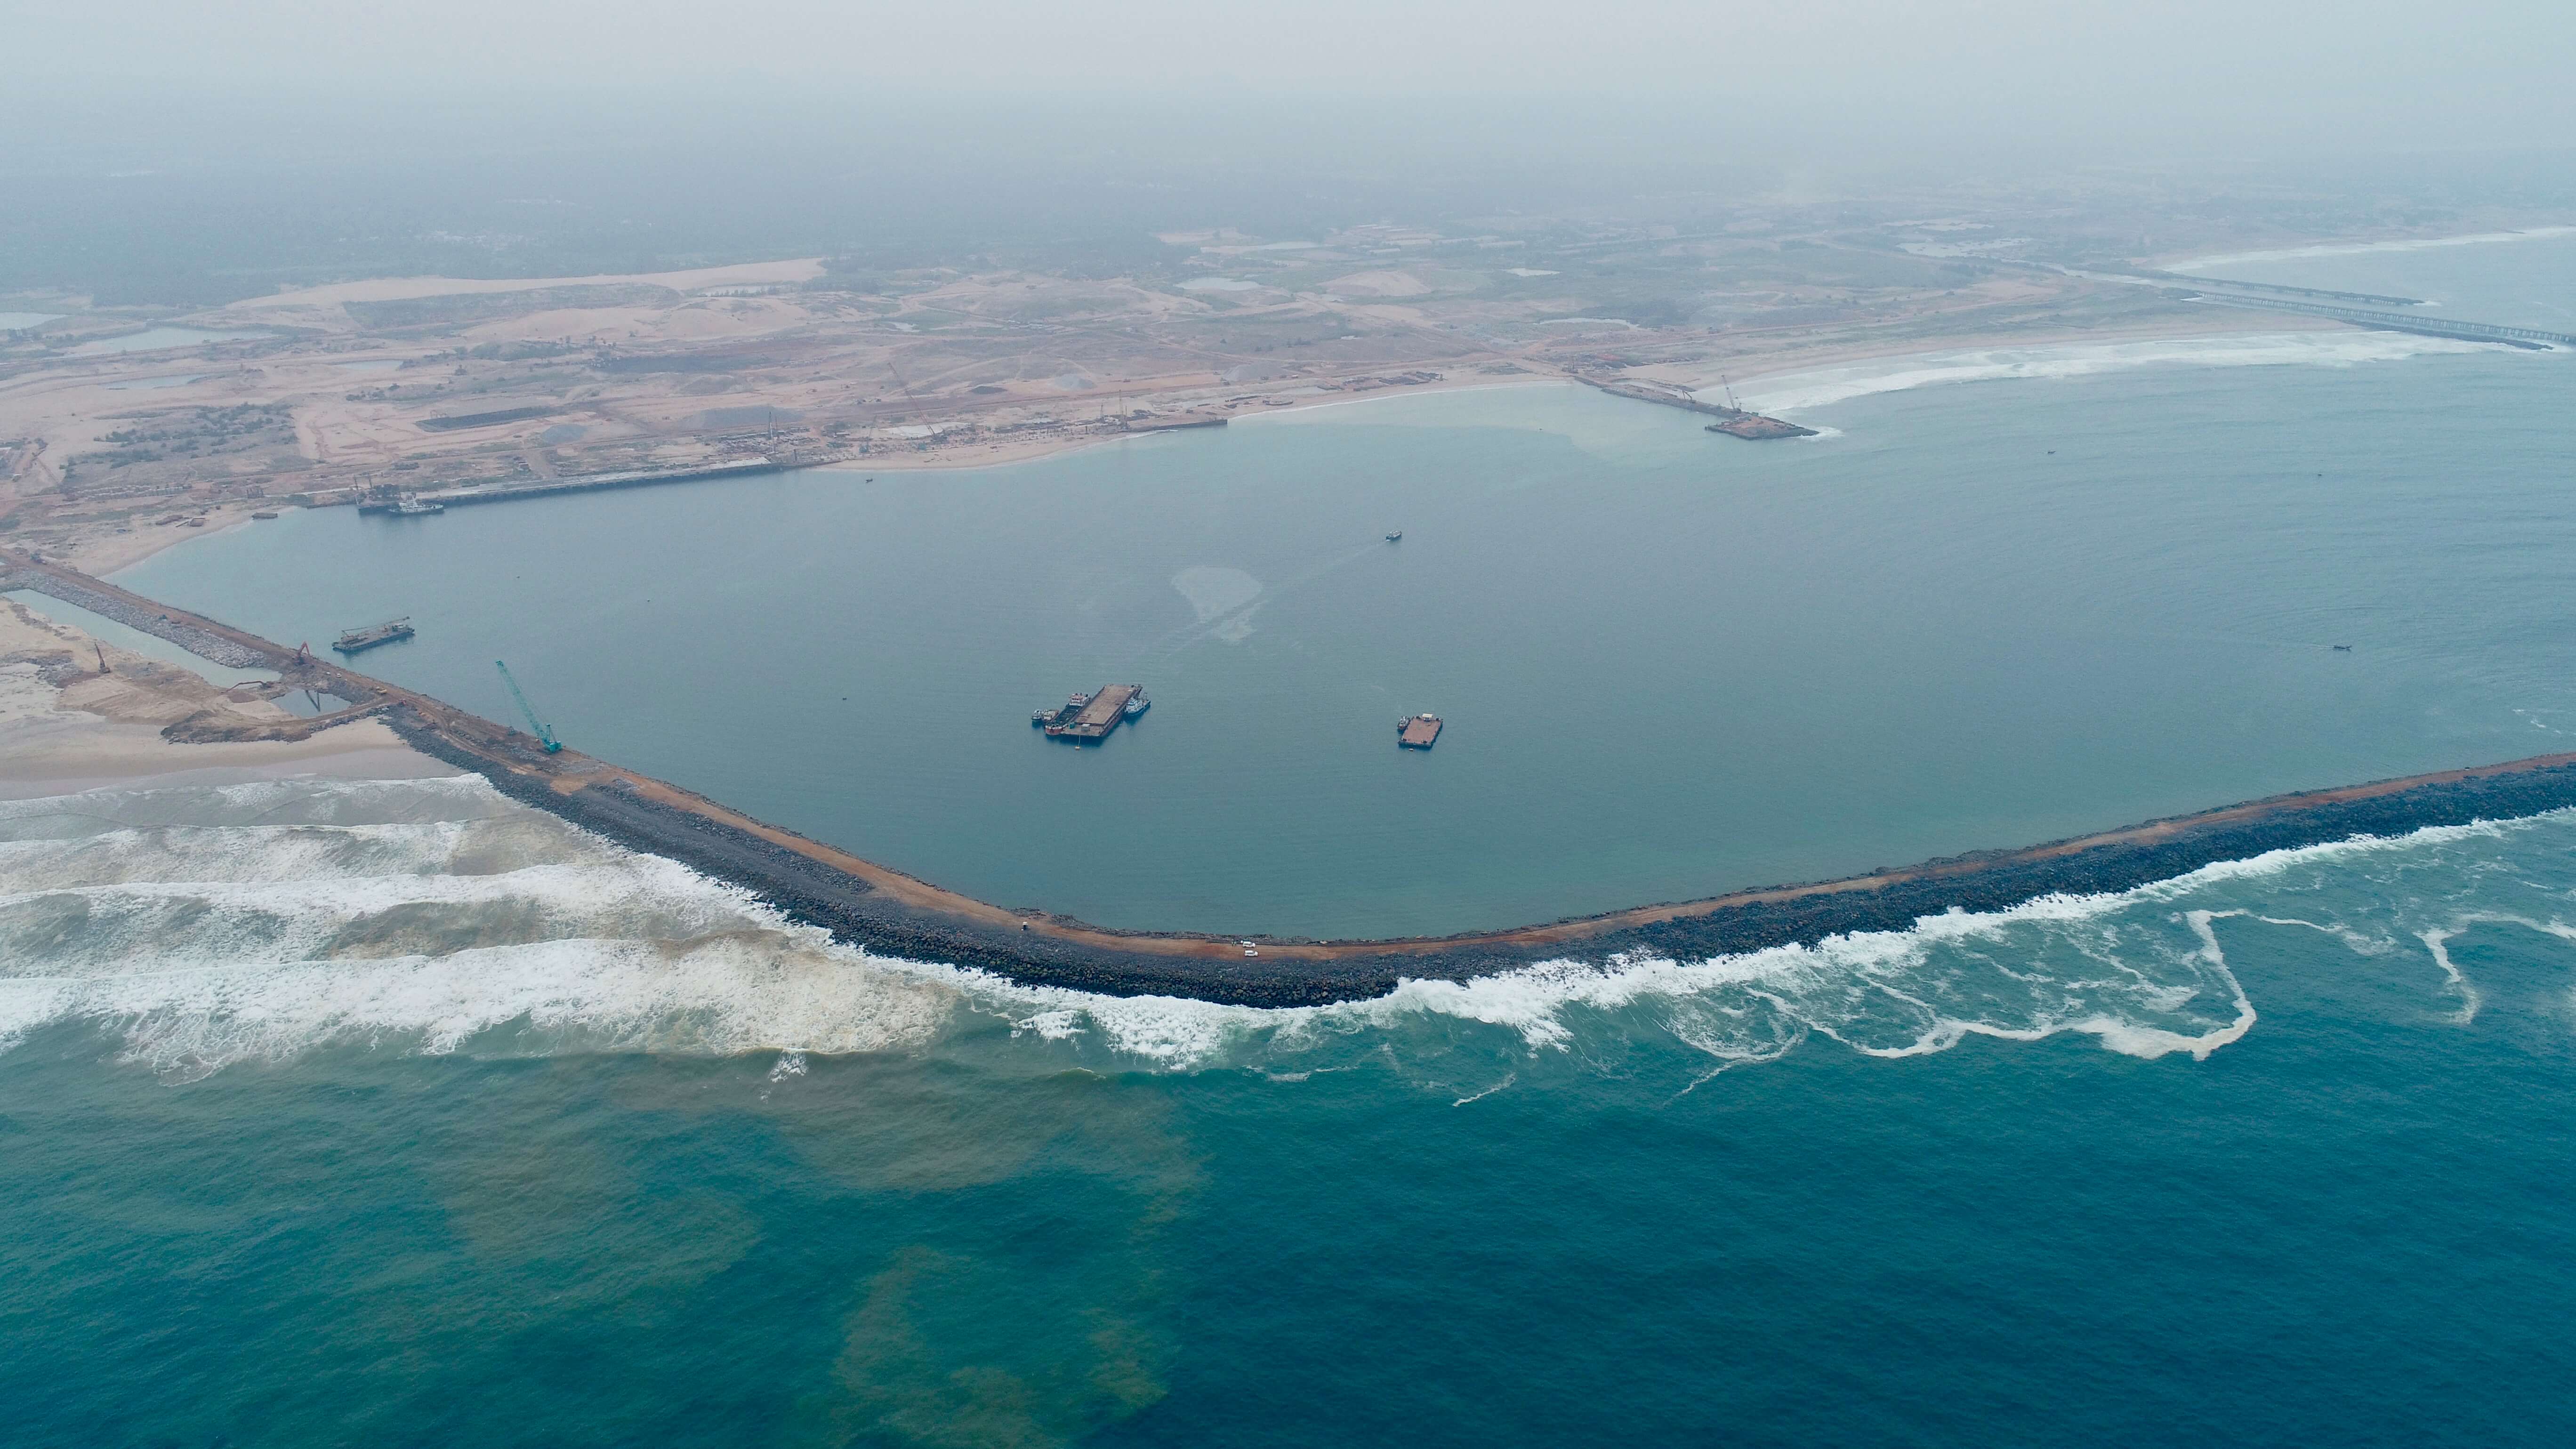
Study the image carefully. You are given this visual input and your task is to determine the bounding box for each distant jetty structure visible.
[1578,377,1819,439]
[2182,292,2576,349]
[352,459,786,516]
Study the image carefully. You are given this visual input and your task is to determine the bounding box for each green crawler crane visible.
[494,660,561,753]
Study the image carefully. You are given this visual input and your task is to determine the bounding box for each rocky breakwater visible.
[1578,378,1818,439]
[383,677,2576,1008]
[0,568,273,670]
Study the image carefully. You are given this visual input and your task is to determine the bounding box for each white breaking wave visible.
[0,773,513,837]
[4,774,2568,1087]
[950,813,2576,1080]
[2167,226,2576,272]
[0,815,618,889]
[1716,332,2497,417]
[6,934,953,1084]
[0,775,958,1076]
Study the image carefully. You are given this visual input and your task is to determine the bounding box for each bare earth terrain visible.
[0,597,444,796]
[9,190,2526,574]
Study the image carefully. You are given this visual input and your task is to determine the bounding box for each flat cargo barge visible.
[1040,684,1141,741]
[1398,714,1443,749]
[331,617,414,653]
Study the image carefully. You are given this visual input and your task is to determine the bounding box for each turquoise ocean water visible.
[7,235,2576,1444]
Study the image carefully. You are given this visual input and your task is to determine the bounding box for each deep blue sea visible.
[7,233,2576,1446]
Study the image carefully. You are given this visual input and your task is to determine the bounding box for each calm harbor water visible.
[117,333,2576,938]
[10,235,2576,1447]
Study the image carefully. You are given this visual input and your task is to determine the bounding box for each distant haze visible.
[15,0,2576,152]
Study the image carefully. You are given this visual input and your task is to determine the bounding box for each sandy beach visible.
[0,598,449,800]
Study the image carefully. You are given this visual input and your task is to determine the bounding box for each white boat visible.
[1123,691,1150,718]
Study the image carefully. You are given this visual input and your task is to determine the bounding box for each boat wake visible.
[3,774,2565,1088]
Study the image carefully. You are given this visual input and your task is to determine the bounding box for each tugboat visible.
[1123,690,1151,718]
[1384,531,1402,542]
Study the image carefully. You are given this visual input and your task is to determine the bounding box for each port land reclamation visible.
[14,219,2576,1000]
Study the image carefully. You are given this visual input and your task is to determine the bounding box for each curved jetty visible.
[17,552,2576,1008]
[392,718,2576,1006]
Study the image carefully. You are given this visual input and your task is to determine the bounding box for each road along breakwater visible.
[17,551,2576,1006]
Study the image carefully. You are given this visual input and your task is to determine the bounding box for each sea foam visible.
[1719,332,2500,417]
[2166,226,2576,272]
[4,774,2567,1087]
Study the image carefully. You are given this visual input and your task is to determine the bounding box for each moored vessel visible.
[332,617,414,653]
[1042,684,1142,741]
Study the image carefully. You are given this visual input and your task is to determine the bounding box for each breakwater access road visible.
[16,551,2576,1006]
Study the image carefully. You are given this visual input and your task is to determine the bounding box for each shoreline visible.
[54,310,2388,580]
[15,555,2576,1009]
[801,311,2419,480]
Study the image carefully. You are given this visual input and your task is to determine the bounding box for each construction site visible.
[6,195,2475,574]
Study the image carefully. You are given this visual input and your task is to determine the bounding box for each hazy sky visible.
[18,0,2576,152]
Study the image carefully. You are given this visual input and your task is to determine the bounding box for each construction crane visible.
[493,660,561,753]
[885,362,922,416]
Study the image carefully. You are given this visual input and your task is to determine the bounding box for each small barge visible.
[332,617,414,653]
[1036,684,1143,742]
[1706,414,1819,441]
[1398,713,1443,749]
